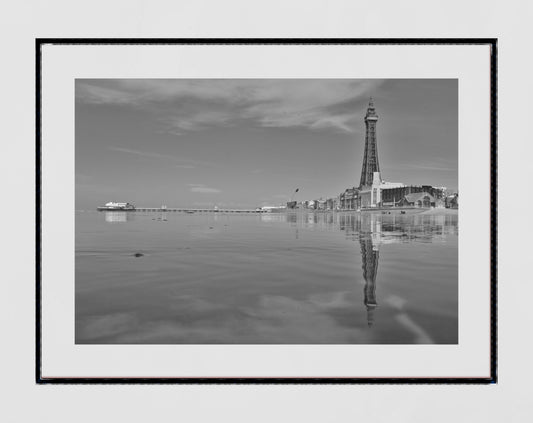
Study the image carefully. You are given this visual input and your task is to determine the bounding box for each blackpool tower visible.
[359,98,381,188]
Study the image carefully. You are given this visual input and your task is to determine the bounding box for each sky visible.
[75,79,457,209]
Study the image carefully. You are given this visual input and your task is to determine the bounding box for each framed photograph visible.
[36,39,497,383]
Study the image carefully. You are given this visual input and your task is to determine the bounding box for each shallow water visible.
[75,210,458,344]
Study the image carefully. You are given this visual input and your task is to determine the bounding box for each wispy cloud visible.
[389,159,457,173]
[190,187,221,194]
[163,111,231,133]
[107,146,210,167]
[77,79,385,133]
[407,164,456,172]
[76,173,93,181]
[108,146,172,160]
[188,183,221,194]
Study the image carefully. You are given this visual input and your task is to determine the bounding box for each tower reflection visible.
[264,210,457,329]
[358,213,381,327]
[360,235,379,327]
[338,212,380,326]
[337,211,458,328]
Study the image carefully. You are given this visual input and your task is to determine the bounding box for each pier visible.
[98,207,268,213]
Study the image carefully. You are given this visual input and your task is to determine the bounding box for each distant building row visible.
[338,171,456,210]
[286,186,458,212]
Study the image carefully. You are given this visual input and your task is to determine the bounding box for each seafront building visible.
[445,193,459,209]
[339,188,357,210]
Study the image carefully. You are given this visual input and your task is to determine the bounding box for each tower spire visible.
[359,97,381,188]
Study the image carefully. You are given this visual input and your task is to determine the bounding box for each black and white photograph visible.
[75,78,459,345]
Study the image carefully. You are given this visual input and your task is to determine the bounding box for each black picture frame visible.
[36,38,497,384]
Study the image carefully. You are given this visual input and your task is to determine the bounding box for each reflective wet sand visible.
[75,210,458,344]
